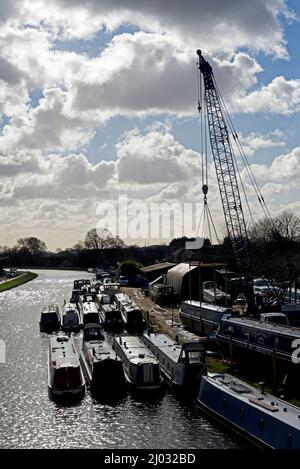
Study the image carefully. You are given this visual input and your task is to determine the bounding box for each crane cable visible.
[213,78,275,228]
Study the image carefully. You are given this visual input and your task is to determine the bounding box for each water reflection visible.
[0,269,240,449]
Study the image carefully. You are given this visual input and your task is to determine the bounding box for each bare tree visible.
[17,237,47,255]
[276,209,300,242]
[84,228,125,249]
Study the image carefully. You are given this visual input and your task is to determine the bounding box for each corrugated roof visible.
[141,262,176,273]
[167,263,197,295]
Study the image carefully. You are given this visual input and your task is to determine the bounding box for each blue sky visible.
[0,0,300,249]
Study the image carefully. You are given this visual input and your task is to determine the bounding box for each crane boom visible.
[197,50,255,314]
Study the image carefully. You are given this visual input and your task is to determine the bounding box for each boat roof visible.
[49,335,79,368]
[42,304,59,314]
[63,302,78,313]
[114,336,158,365]
[84,341,117,362]
[82,301,98,313]
[222,316,300,338]
[206,373,300,429]
[182,300,232,313]
[143,332,203,362]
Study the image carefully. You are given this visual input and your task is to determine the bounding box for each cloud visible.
[115,126,200,184]
[238,130,286,156]
[0,88,95,153]
[236,76,300,114]
[40,0,291,58]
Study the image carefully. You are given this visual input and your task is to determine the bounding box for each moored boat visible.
[48,333,85,399]
[197,372,300,449]
[112,335,163,392]
[79,294,100,325]
[39,304,60,333]
[216,315,300,380]
[142,332,205,392]
[61,302,82,333]
[179,300,234,335]
[80,324,125,396]
[114,293,146,332]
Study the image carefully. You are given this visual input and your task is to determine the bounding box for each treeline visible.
[1,210,299,285]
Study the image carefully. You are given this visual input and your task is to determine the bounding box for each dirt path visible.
[123,287,200,344]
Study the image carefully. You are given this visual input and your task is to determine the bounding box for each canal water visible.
[0,270,240,449]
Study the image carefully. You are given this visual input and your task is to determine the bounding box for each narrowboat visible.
[216,315,300,380]
[197,372,300,449]
[179,300,234,335]
[79,294,100,325]
[112,335,163,392]
[48,334,85,399]
[79,324,125,395]
[114,293,146,332]
[61,302,82,333]
[142,332,205,391]
[39,304,60,333]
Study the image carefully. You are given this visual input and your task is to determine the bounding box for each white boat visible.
[197,372,300,449]
[202,281,231,306]
[114,293,146,332]
[142,332,205,391]
[61,302,82,332]
[79,324,125,395]
[79,294,100,325]
[112,335,163,392]
[48,334,85,399]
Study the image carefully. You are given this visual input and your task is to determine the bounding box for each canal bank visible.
[0,272,38,293]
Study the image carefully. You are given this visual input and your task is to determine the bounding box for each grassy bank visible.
[0,272,38,292]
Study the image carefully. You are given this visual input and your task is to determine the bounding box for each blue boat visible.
[197,373,300,448]
[216,315,300,379]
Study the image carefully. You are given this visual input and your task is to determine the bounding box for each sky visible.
[0,0,300,250]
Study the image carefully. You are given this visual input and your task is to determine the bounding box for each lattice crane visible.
[197,50,256,314]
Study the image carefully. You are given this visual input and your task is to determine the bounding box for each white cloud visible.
[115,126,200,184]
[238,130,286,156]
[236,76,300,115]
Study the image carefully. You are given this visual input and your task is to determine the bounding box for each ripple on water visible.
[0,269,240,449]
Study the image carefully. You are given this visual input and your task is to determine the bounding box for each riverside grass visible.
[0,272,38,292]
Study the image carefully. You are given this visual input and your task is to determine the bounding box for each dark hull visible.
[39,322,60,333]
[217,336,300,381]
[80,351,126,396]
[180,312,216,336]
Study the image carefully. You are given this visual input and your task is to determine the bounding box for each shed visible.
[140,262,176,282]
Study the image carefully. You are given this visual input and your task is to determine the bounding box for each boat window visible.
[187,350,203,364]
[274,337,279,348]
[102,296,112,304]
